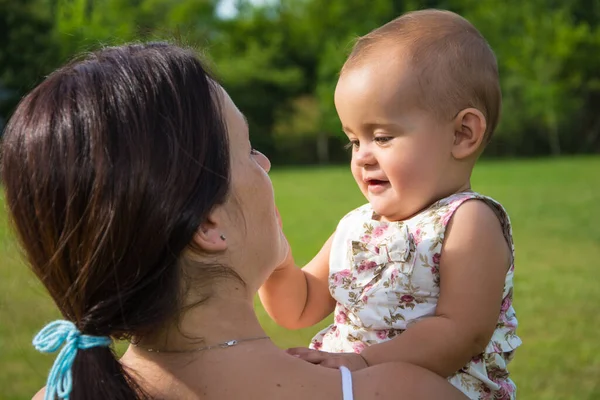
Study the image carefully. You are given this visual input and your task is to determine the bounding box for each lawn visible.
[1,157,599,399]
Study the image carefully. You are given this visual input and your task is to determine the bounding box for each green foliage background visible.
[2,0,600,163]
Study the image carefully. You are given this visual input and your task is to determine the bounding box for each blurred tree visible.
[52,0,220,62]
[0,0,57,128]
[568,0,600,153]
[465,0,590,156]
[294,0,393,163]
[1,0,599,158]
[209,1,307,161]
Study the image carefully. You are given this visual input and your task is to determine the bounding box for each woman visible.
[1,43,466,400]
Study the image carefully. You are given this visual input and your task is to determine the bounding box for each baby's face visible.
[335,57,460,221]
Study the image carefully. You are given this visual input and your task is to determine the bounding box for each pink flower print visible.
[492,341,502,353]
[372,225,387,238]
[332,269,352,286]
[480,387,493,400]
[361,295,369,304]
[442,209,454,226]
[390,268,399,282]
[365,261,378,270]
[359,233,371,243]
[430,262,440,276]
[400,294,414,303]
[312,340,323,350]
[496,380,515,400]
[500,297,512,313]
[432,253,441,265]
[335,310,348,324]
[504,319,517,329]
[357,260,378,273]
[352,342,366,354]
[376,330,389,340]
[413,229,422,245]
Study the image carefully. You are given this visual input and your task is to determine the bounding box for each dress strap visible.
[340,366,354,400]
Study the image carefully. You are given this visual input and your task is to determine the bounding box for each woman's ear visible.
[191,211,228,253]
[452,108,487,160]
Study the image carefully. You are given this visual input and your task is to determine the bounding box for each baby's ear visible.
[451,108,487,160]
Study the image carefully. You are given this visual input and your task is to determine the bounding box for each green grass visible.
[1,157,599,399]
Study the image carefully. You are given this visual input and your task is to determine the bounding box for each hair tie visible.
[33,320,111,400]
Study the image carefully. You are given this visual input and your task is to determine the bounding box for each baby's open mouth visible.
[366,179,389,186]
[366,179,390,193]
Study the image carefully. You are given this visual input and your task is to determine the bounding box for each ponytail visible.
[34,321,146,400]
[71,347,147,400]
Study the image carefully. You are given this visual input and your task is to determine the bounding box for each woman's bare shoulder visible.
[32,386,46,400]
[353,363,467,400]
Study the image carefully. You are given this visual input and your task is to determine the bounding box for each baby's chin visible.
[369,200,415,222]
[369,202,398,222]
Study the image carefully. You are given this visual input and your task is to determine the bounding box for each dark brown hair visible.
[1,43,230,399]
[342,9,502,142]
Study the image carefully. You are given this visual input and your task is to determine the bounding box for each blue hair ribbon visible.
[33,320,111,400]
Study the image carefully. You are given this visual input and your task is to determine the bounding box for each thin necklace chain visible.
[131,336,270,354]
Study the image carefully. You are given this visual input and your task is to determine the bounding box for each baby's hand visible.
[287,347,369,371]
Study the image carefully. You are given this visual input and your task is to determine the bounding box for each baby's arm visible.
[359,200,510,377]
[258,233,336,330]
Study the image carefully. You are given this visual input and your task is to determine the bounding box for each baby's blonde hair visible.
[342,9,501,142]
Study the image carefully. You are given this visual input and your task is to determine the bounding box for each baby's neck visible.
[378,182,472,223]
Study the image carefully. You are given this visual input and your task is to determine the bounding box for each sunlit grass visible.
[1,157,598,399]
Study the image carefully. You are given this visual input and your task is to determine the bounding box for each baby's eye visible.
[374,136,392,144]
[250,148,259,155]
[344,140,360,150]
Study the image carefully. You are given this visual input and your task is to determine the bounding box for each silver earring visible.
[220,234,226,241]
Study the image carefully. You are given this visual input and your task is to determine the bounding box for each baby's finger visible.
[301,352,330,364]
[287,348,329,364]
[319,357,343,369]
[286,347,317,356]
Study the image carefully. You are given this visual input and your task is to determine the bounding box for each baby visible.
[260,9,521,400]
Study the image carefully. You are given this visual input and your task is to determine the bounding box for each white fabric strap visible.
[340,366,354,400]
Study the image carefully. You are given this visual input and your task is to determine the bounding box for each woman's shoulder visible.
[32,386,45,400]
[352,363,467,400]
[267,356,467,400]
[123,348,467,400]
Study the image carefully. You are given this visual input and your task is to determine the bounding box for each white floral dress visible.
[310,192,521,400]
